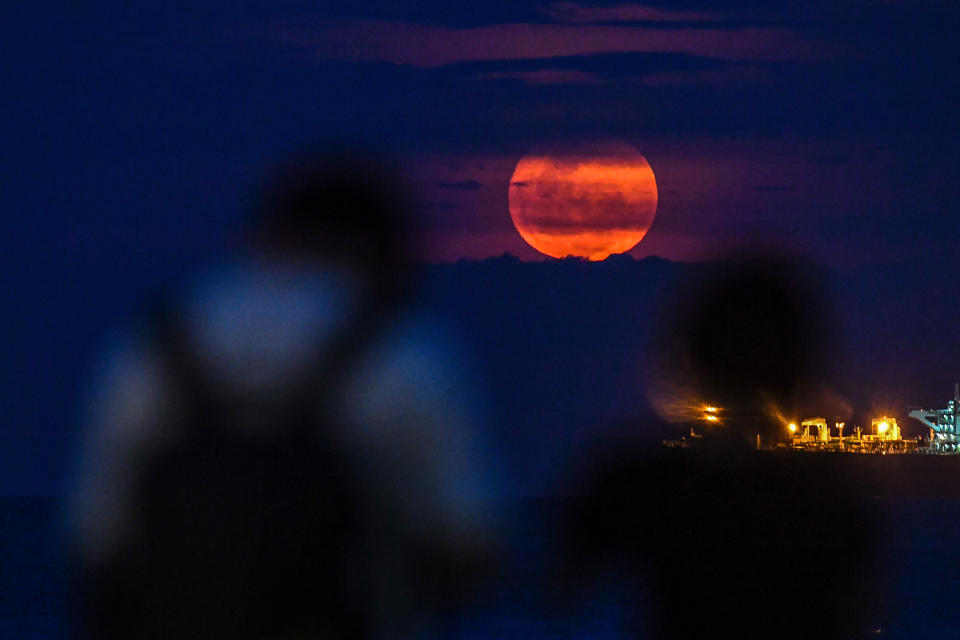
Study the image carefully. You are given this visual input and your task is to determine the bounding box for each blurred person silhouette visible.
[554,255,882,639]
[68,149,497,640]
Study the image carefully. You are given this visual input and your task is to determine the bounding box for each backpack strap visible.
[127,287,396,640]
[146,286,396,440]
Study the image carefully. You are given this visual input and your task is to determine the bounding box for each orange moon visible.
[508,141,658,260]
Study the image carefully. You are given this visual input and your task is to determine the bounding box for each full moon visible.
[508,141,658,260]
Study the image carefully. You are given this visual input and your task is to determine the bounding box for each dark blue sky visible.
[4,1,960,493]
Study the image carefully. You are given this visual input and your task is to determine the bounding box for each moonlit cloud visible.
[473,69,603,85]
[541,2,727,24]
[437,180,484,191]
[406,136,905,264]
[274,20,828,67]
[754,185,797,192]
[507,147,658,259]
[640,66,769,86]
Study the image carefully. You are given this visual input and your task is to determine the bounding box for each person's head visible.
[253,147,419,305]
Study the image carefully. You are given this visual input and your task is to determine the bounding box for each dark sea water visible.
[0,498,68,639]
[6,496,960,639]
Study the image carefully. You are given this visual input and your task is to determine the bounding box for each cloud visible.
[640,65,769,86]
[541,2,726,24]
[510,181,656,233]
[754,185,797,192]
[437,179,485,190]
[806,154,850,166]
[274,20,827,67]
[427,200,459,210]
[473,69,603,85]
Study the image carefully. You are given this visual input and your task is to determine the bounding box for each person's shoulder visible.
[356,310,472,388]
[339,308,484,431]
[84,326,167,438]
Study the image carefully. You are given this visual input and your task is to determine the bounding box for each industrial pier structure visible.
[783,385,960,454]
[665,386,960,455]
[784,417,917,454]
[907,383,960,453]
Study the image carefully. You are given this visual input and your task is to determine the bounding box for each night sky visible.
[5,1,960,493]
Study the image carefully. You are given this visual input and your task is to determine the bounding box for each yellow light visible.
[705,415,719,422]
[788,423,797,433]
[878,422,889,434]
[704,406,718,413]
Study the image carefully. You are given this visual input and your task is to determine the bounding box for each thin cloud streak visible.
[640,66,769,86]
[473,69,603,85]
[541,2,726,24]
[437,179,485,190]
[275,20,829,67]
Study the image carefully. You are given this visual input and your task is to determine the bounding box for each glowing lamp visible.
[878,422,889,434]
[788,423,797,433]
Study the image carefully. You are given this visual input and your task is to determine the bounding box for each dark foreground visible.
[6,492,960,639]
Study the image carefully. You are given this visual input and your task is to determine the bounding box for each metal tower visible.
[908,383,960,453]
